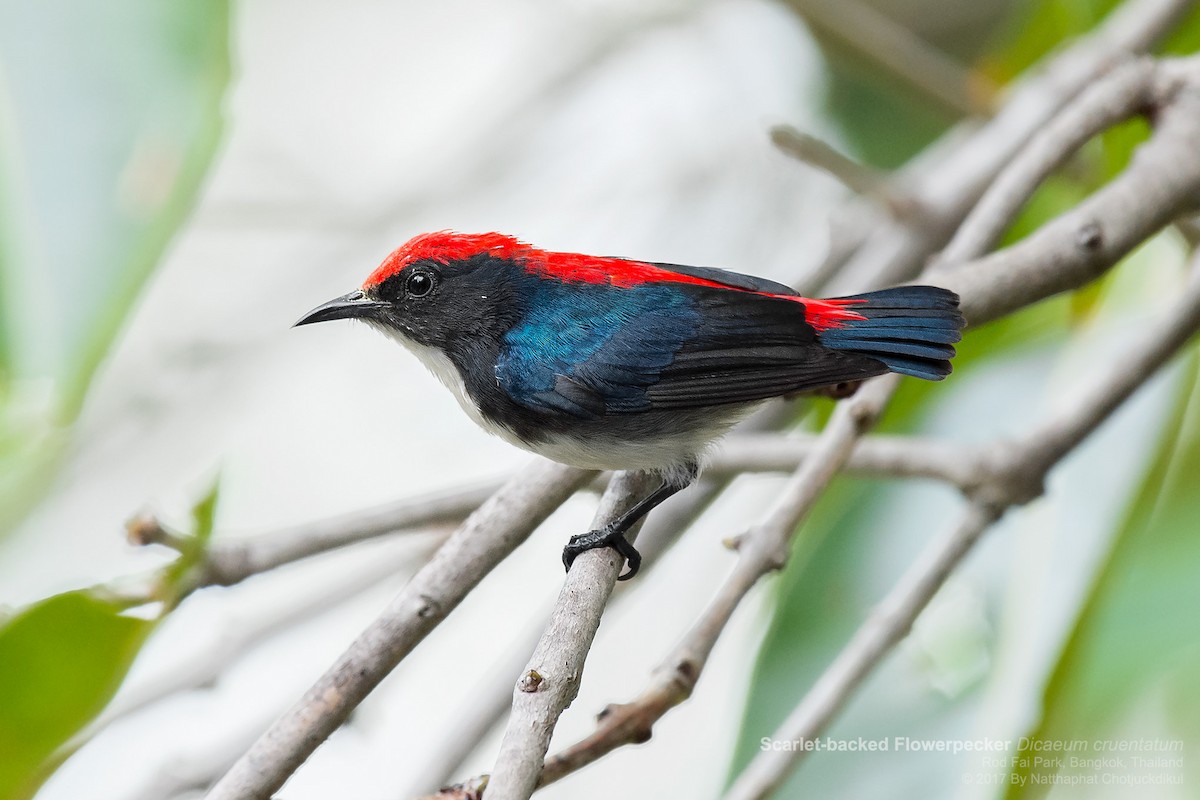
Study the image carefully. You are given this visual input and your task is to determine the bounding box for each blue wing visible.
[496,283,696,417]
[496,282,890,419]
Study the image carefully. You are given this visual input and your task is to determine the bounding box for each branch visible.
[403,403,804,795]
[709,433,984,490]
[939,57,1160,264]
[140,479,499,596]
[484,472,658,799]
[722,258,1200,800]
[770,126,896,203]
[938,61,1200,325]
[204,461,593,800]
[724,501,1000,800]
[824,0,1193,294]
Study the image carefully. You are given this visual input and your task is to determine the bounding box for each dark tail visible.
[816,286,965,381]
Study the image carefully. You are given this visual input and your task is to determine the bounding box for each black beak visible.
[294,290,388,327]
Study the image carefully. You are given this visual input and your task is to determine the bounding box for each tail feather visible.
[816,286,965,381]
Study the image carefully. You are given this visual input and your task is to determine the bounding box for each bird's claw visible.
[562,528,642,581]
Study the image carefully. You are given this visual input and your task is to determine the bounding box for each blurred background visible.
[1,0,1198,798]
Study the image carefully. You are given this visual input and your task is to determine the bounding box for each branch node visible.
[743,529,790,572]
[595,703,618,722]
[125,513,187,551]
[517,670,544,693]
[418,775,489,800]
[1075,220,1105,252]
[596,701,654,744]
[765,542,790,573]
[847,398,880,431]
[416,594,442,619]
[969,444,1048,508]
[673,657,700,688]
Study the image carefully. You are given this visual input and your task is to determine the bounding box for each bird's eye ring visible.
[406,270,435,298]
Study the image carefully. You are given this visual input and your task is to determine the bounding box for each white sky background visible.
[1,0,1184,798]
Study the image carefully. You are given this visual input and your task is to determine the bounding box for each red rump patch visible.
[793,297,869,331]
[364,231,866,330]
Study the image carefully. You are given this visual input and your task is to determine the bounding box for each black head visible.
[295,232,531,353]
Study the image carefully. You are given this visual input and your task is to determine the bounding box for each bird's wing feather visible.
[497,284,887,418]
[642,260,801,296]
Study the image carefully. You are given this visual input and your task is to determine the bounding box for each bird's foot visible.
[562,527,642,581]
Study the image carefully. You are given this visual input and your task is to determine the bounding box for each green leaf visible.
[0,592,153,800]
[159,478,221,607]
[0,481,219,797]
[0,0,230,534]
[1006,353,1200,795]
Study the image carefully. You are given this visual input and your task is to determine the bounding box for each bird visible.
[296,231,965,580]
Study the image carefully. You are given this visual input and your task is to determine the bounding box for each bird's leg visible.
[562,464,698,581]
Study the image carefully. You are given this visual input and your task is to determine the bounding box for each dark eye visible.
[406,270,435,298]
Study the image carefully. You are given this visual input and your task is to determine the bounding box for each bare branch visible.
[539,375,901,788]
[404,460,744,795]
[723,502,1002,800]
[770,126,892,199]
[825,0,1193,294]
[939,57,1160,264]
[195,480,496,589]
[402,404,804,795]
[204,461,593,800]
[126,479,496,602]
[485,472,658,799]
[939,66,1200,325]
[709,432,983,490]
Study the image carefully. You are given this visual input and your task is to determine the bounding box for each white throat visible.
[368,322,517,444]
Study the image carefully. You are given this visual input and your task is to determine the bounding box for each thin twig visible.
[939,57,1160,264]
[724,501,1001,800]
[710,433,984,490]
[195,480,497,590]
[770,127,890,199]
[939,66,1200,326]
[124,479,496,602]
